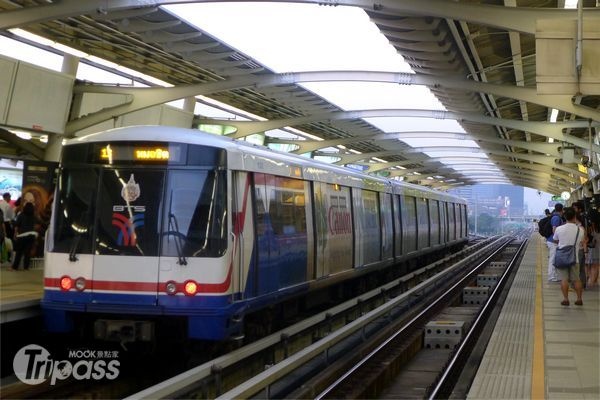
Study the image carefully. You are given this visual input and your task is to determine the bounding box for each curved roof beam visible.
[67,71,600,135]
[3,0,600,35]
[369,155,586,177]
[314,145,578,176]
[0,129,45,160]
[198,109,598,152]
[389,164,576,188]
[415,167,574,188]
[321,139,558,165]
[444,162,578,186]
[271,131,558,155]
[405,173,562,193]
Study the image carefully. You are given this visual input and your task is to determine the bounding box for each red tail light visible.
[60,276,73,291]
[184,280,198,296]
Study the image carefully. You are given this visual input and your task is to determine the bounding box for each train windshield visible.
[52,143,228,258]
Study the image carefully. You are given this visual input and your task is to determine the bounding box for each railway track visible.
[1,236,509,399]
[125,236,510,399]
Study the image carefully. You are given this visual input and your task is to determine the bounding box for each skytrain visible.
[42,126,468,341]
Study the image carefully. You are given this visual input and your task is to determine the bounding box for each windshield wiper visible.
[68,234,80,262]
[169,213,187,266]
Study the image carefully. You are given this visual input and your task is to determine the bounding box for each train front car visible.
[42,127,238,342]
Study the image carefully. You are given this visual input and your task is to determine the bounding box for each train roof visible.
[70,126,466,204]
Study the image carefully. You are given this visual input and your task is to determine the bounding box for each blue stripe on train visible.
[42,280,310,340]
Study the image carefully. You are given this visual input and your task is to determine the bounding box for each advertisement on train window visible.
[314,182,353,276]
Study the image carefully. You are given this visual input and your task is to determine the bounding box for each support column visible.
[61,54,79,76]
[183,96,196,113]
[44,134,63,162]
[183,97,196,128]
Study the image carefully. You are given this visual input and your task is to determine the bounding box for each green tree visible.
[478,213,499,234]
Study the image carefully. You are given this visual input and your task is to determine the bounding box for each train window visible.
[162,170,227,258]
[266,178,307,236]
[52,167,98,254]
[394,195,403,257]
[402,196,417,252]
[429,200,440,246]
[95,169,164,256]
[254,174,308,291]
[380,193,393,261]
[416,198,429,248]
[354,189,381,265]
[314,182,353,276]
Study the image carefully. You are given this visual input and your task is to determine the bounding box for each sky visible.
[524,188,554,215]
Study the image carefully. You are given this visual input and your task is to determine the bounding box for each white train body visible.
[42,126,468,340]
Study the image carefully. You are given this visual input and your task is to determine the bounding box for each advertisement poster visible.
[0,167,23,200]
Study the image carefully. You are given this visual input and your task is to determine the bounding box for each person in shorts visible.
[553,207,585,306]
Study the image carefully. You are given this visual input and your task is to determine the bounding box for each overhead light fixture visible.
[564,0,578,9]
[550,108,559,123]
[10,130,32,140]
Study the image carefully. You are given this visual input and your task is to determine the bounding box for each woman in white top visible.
[553,207,585,306]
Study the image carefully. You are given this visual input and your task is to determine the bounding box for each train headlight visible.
[166,281,177,295]
[60,276,73,291]
[75,277,86,291]
[184,280,198,296]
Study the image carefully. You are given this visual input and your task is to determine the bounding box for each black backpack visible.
[538,215,553,238]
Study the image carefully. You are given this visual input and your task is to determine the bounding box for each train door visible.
[231,171,254,300]
[429,199,440,246]
[254,173,308,295]
[393,194,403,258]
[440,201,447,244]
[380,193,394,262]
[314,182,353,278]
[92,169,164,306]
[416,197,429,249]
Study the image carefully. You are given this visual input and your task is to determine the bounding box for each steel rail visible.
[314,237,513,400]
[128,239,495,399]
[216,237,509,400]
[427,239,528,399]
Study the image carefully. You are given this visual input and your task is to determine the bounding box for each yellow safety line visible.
[531,237,545,399]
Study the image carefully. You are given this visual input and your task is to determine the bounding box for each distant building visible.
[450,184,525,217]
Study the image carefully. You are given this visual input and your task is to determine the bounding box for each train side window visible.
[268,177,307,236]
[402,195,418,252]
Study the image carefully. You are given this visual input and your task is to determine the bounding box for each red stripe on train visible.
[44,267,232,293]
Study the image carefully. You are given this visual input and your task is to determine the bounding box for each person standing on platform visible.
[546,203,564,282]
[587,219,600,288]
[572,201,588,287]
[0,192,15,243]
[553,207,585,306]
[11,202,39,271]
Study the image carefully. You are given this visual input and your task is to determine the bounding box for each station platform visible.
[0,262,43,323]
[468,234,599,399]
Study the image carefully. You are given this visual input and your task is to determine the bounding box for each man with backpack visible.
[538,209,551,237]
[546,203,565,282]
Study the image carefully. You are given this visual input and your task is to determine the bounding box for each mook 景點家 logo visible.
[13,344,120,385]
